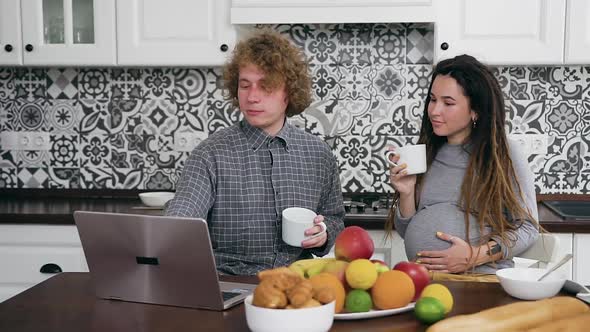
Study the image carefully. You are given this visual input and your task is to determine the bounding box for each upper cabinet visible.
[0,0,117,66]
[2,0,587,66]
[1,0,234,67]
[117,0,236,66]
[434,0,566,65]
[231,0,435,24]
[0,0,23,65]
[565,0,590,64]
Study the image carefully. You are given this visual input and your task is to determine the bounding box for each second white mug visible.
[385,144,427,175]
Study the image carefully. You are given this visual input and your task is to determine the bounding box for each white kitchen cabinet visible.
[0,0,23,65]
[231,0,434,24]
[565,0,590,64]
[17,0,116,66]
[117,0,236,66]
[388,231,409,266]
[573,234,590,286]
[0,225,88,303]
[434,0,566,65]
[547,233,573,280]
[367,230,393,266]
[513,233,573,279]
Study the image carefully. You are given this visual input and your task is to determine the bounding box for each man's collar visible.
[240,119,293,152]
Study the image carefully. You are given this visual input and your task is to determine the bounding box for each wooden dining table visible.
[0,272,578,332]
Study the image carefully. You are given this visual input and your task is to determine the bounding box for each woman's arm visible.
[451,141,540,267]
[393,198,415,238]
[389,151,419,238]
[490,141,540,259]
[399,192,417,218]
[417,233,502,272]
[471,240,503,266]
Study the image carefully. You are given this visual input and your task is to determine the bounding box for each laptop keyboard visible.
[222,291,242,301]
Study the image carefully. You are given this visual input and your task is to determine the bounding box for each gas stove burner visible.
[342,193,394,215]
[343,201,367,213]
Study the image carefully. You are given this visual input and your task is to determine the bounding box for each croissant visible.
[258,267,300,281]
[252,279,288,309]
[313,286,335,304]
[286,279,313,308]
[259,267,302,291]
[286,298,321,309]
[253,267,332,309]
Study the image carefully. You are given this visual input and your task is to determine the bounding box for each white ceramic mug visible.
[385,144,427,175]
[282,207,327,247]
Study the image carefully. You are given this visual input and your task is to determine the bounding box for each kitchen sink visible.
[542,200,590,220]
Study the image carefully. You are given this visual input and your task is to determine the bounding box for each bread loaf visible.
[427,297,589,332]
[526,312,590,332]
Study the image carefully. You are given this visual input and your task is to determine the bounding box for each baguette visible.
[526,312,590,332]
[427,297,589,332]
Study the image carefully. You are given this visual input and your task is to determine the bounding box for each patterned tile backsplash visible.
[1,23,589,194]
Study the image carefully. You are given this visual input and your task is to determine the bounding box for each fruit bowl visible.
[244,295,335,332]
[138,192,175,207]
[496,267,566,300]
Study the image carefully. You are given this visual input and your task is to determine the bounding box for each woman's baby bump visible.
[403,203,488,261]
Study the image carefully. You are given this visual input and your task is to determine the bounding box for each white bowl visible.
[244,294,335,332]
[138,192,175,207]
[496,267,566,300]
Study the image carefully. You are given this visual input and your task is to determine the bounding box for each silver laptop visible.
[73,211,255,310]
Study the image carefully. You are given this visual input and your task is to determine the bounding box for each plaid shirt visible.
[166,119,345,275]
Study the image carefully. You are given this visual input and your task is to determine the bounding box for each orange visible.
[371,270,415,310]
[309,272,346,313]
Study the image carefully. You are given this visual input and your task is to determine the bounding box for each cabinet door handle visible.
[25,44,34,52]
[440,42,449,50]
[40,263,62,274]
[220,44,229,52]
[4,44,13,52]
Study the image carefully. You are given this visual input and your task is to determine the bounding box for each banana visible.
[305,263,326,278]
[289,258,336,278]
[288,264,305,278]
[289,258,334,270]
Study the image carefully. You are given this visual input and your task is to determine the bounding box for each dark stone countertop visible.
[1,189,590,233]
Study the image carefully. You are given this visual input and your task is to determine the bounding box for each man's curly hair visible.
[223,30,312,117]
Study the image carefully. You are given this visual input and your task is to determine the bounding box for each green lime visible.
[421,283,454,314]
[345,289,373,313]
[414,297,446,324]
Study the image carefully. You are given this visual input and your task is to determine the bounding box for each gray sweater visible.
[394,141,539,274]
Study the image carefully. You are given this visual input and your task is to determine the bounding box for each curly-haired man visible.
[166,30,345,275]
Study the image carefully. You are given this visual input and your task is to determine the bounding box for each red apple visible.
[393,261,430,301]
[334,226,374,261]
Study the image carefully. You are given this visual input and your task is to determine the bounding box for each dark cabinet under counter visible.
[0,189,159,224]
[2,189,590,233]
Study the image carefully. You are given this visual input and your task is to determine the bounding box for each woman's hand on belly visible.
[416,231,478,273]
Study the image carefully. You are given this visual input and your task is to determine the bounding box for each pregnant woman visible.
[386,54,539,275]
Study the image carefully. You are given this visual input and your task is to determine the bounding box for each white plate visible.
[334,302,415,320]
